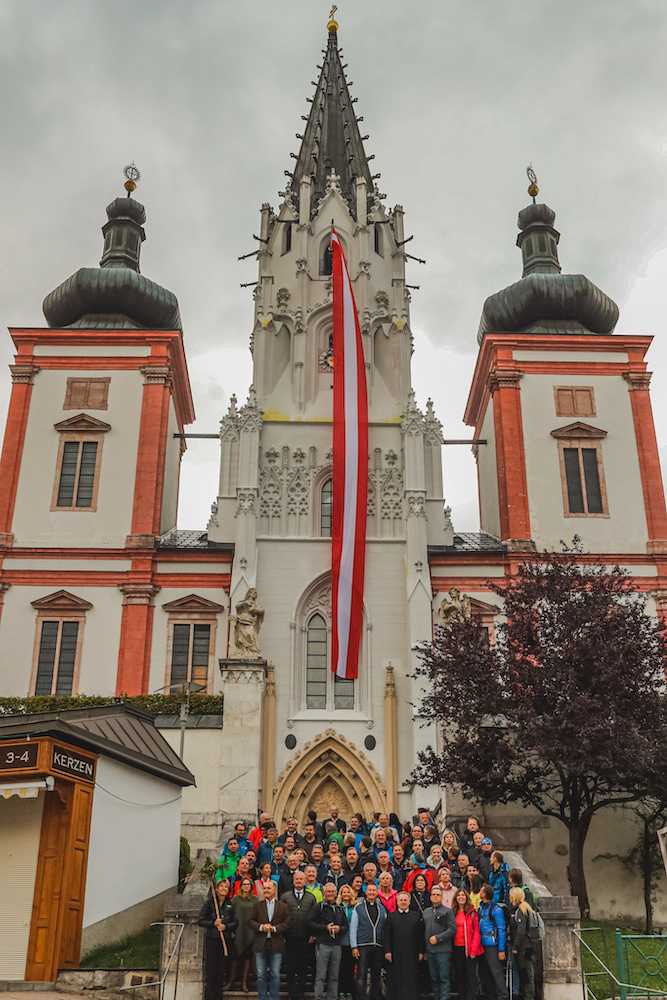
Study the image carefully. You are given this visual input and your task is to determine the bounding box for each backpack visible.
[528,909,545,941]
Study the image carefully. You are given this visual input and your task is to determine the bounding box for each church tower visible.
[465,176,667,560]
[209,14,452,823]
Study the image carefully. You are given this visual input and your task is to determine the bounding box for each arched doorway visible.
[272,729,386,829]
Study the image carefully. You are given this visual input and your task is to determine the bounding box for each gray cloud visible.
[0,0,666,528]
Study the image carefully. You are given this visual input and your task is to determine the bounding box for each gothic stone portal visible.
[271,730,387,829]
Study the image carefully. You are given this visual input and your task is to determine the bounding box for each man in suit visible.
[248,880,291,1000]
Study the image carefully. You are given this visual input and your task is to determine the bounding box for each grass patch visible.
[80,925,161,970]
[579,919,667,1000]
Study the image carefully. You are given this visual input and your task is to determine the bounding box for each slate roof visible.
[0,703,195,786]
[428,531,506,555]
[290,25,375,220]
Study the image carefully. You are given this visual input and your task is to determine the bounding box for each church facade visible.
[0,15,666,855]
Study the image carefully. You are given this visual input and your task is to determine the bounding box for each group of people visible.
[198,810,543,1000]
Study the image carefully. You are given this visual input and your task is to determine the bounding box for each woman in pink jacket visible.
[378,871,399,911]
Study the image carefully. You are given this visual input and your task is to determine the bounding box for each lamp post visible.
[152,681,205,759]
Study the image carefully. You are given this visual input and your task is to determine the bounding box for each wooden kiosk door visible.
[26,778,94,981]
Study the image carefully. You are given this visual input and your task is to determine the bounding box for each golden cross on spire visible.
[330,5,337,19]
[327,4,339,31]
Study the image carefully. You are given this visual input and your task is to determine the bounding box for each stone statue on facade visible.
[438,587,471,628]
[229,588,265,659]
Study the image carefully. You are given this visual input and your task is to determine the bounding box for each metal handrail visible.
[121,921,184,1000]
[573,928,667,1000]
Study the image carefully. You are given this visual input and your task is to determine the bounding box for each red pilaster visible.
[0,364,40,543]
[623,372,667,553]
[116,583,161,695]
[128,363,173,545]
[489,368,532,545]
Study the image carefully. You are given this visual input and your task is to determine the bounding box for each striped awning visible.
[0,778,54,799]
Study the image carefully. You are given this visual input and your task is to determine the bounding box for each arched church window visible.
[321,478,333,537]
[374,223,383,257]
[319,240,333,276]
[306,613,328,708]
[283,223,292,255]
[305,611,356,710]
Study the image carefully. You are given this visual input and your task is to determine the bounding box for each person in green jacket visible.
[325,821,346,855]
[216,837,242,882]
[304,863,324,902]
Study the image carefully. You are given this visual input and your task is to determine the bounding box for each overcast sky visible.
[1,0,666,531]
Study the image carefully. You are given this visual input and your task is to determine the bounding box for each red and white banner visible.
[331,227,368,680]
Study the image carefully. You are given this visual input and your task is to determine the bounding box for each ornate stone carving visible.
[304,584,332,623]
[488,368,524,393]
[118,583,161,605]
[384,662,396,698]
[358,260,371,276]
[405,490,427,519]
[276,286,290,308]
[9,364,40,384]
[238,385,263,434]
[228,588,265,659]
[259,470,282,521]
[208,501,219,529]
[287,470,309,517]
[296,258,309,275]
[623,371,652,391]
[438,587,472,628]
[375,290,389,310]
[220,663,267,684]
[401,389,425,437]
[139,365,173,387]
[236,488,258,517]
[380,467,403,521]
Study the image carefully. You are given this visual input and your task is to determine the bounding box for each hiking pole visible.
[210,880,229,958]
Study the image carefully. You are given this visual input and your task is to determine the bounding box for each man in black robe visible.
[384,890,425,1000]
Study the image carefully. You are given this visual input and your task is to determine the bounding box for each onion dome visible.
[477,173,618,344]
[43,166,181,330]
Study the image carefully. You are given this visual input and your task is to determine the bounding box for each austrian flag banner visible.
[331,227,368,680]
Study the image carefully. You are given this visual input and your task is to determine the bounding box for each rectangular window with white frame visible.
[551,422,609,518]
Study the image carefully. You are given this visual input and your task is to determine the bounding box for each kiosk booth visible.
[0,703,194,982]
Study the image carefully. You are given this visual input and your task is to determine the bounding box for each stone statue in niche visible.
[229,588,265,659]
[438,587,471,628]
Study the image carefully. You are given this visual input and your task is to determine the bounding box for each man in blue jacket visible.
[349,883,386,1000]
[478,883,507,1000]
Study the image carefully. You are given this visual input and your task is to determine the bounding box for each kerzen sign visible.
[52,745,96,783]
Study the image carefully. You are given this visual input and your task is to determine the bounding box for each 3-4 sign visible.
[0,743,39,769]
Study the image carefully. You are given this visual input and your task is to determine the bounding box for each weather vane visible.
[526,164,538,203]
[123,162,141,197]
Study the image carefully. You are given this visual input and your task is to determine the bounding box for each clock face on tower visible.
[318,347,334,372]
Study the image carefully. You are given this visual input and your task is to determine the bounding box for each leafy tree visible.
[412,542,667,916]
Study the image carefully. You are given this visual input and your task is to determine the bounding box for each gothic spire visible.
[289,18,375,220]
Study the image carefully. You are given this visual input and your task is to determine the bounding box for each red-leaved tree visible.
[411,543,667,916]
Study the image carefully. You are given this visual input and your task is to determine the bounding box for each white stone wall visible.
[160,400,182,535]
[11,368,143,548]
[148,584,229,696]
[520,371,648,552]
[83,756,181,929]
[0,582,124,696]
[477,404,501,539]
